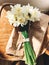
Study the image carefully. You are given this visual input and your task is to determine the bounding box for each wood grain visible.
[0,9,49,61]
[0,9,25,61]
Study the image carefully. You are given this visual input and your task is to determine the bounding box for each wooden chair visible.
[0,3,49,64]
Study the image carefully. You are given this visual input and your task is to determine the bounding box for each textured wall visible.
[0,0,32,5]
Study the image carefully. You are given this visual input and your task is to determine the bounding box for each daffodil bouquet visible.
[6,4,41,65]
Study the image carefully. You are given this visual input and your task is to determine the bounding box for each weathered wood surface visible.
[0,9,49,61]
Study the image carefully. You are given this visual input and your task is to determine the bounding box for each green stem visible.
[21,31,36,65]
[26,42,36,61]
[24,42,28,64]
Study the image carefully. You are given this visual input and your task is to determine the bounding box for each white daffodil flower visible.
[31,8,41,22]
[13,21,20,27]
[6,11,16,24]
[6,4,41,27]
